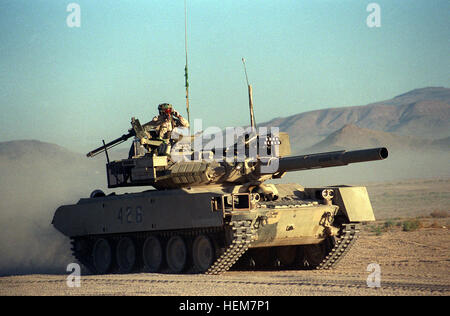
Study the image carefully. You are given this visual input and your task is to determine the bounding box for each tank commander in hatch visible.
[129,103,190,157]
[144,103,190,141]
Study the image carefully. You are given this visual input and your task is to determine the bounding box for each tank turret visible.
[93,120,387,194]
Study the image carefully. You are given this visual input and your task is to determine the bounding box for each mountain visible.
[0,140,81,162]
[261,87,450,153]
[305,124,450,153]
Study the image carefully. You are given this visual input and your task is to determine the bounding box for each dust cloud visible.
[0,146,106,276]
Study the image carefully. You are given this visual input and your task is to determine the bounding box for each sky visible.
[0,0,449,153]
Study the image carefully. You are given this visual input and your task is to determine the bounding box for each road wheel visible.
[166,236,187,273]
[276,246,298,267]
[303,241,328,268]
[142,236,163,273]
[92,238,112,274]
[250,248,276,268]
[116,237,136,273]
[192,235,215,273]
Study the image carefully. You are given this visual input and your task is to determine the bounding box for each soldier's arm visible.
[173,111,190,128]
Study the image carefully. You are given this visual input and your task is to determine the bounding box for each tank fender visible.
[331,186,375,222]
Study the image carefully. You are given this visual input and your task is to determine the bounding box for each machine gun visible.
[86,117,164,158]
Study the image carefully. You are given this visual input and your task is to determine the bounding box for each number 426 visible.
[117,207,143,224]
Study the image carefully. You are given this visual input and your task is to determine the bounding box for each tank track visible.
[316,223,360,270]
[69,222,356,274]
[69,222,254,275]
[205,220,255,275]
[70,238,96,273]
[70,227,224,274]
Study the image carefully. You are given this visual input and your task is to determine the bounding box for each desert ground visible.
[0,224,449,296]
[366,177,450,219]
[0,178,449,296]
[1,214,449,294]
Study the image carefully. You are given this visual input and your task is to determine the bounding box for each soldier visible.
[129,103,189,157]
[143,103,190,141]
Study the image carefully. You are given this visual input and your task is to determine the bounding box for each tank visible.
[52,118,388,275]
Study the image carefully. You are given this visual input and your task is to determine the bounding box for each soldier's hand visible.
[173,110,180,117]
[140,138,150,145]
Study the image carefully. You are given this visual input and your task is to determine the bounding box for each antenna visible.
[102,139,110,164]
[184,0,191,131]
[242,58,256,129]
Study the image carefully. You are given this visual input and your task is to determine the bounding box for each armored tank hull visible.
[52,182,374,274]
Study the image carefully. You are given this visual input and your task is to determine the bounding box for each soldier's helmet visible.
[158,103,173,115]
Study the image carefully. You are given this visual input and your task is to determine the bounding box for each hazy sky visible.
[0,0,449,152]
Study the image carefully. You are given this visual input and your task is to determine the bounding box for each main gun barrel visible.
[276,147,388,172]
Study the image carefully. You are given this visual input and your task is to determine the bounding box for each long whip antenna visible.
[242,58,256,129]
[184,0,191,131]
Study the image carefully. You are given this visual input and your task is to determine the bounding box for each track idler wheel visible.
[142,236,164,273]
